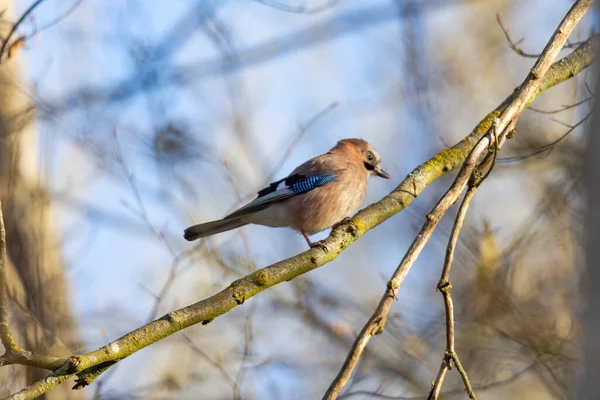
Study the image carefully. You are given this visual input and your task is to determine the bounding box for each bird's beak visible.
[374,166,390,179]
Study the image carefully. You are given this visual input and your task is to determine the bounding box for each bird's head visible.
[331,138,390,179]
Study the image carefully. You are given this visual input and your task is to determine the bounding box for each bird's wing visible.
[226,173,337,219]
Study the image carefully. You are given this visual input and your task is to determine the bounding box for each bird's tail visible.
[183,217,247,241]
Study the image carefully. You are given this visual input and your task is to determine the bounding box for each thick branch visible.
[323,1,593,398]
[3,8,595,400]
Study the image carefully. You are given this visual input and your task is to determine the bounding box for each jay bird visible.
[184,138,389,248]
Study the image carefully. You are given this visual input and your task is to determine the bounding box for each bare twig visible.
[233,308,254,400]
[323,2,592,398]
[251,0,340,14]
[427,185,479,400]
[264,101,339,184]
[113,129,177,258]
[339,361,539,399]
[0,0,45,61]
[528,95,593,114]
[499,111,592,163]
[496,14,540,58]
[182,334,237,390]
[228,101,339,214]
[32,0,83,39]
[145,246,201,322]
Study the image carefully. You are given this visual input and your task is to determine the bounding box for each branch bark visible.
[428,185,479,400]
[323,1,593,398]
[1,4,595,399]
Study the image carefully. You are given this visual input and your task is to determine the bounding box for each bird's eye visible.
[366,151,375,162]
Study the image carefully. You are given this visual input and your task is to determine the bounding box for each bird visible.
[184,138,389,248]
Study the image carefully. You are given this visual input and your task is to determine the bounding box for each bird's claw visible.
[309,240,329,253]
[332,217,352,230]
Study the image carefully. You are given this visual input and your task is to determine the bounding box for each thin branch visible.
[33,0,83,38]
[428,185,479,400]
[0,0,46,62]
[340,361,539,399]
[498,111,592,163]
[113,129,177,258]
[323,2,592,398]
[528,95,593,114]
[2,6,594,398]
[227,101,339,214]
[265,101,339,184]
[146,245,202,322]
[233,309,254,400]
[496,13,540,58]
[182,334,236,389]
[251,0,340,14]
[550,117,577,128]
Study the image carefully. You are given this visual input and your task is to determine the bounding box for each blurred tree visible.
[0,1,81,398]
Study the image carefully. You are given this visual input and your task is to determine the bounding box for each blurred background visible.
[0,0,596,399]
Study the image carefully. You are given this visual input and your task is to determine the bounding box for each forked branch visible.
[323,1,593,398]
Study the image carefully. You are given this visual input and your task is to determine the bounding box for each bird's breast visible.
[287,176,367,234]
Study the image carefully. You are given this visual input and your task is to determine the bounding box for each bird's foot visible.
[332,217,352,230]
[309,240,329,253]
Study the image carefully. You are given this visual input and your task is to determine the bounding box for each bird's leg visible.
[301,230,328,252]
[301,230,312,247]
[332,217,352,230]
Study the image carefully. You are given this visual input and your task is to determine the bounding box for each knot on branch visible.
[228,281,246,305]
[253,270,269,286]
[370,316,387,336]
[437,280,452,293]
[444,350,454,369]
[232,290,246,305]
[345,219,361,238]
[386,280,399,300]
[66,356,82,374]
[73,361,118,390]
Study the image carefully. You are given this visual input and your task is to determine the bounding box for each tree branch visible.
[0,202,67,373]
[0,201,16,352]
[0,0,46,62]
[323,1,593,398]
[428,184,479,400]
[1,4,595,399]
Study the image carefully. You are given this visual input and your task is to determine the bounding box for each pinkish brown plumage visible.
[184,138,389,248]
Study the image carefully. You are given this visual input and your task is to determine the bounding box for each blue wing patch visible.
[291,174,337,193]
[226,173,337,219]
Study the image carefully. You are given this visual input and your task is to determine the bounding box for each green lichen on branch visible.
[535,35,596,96]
